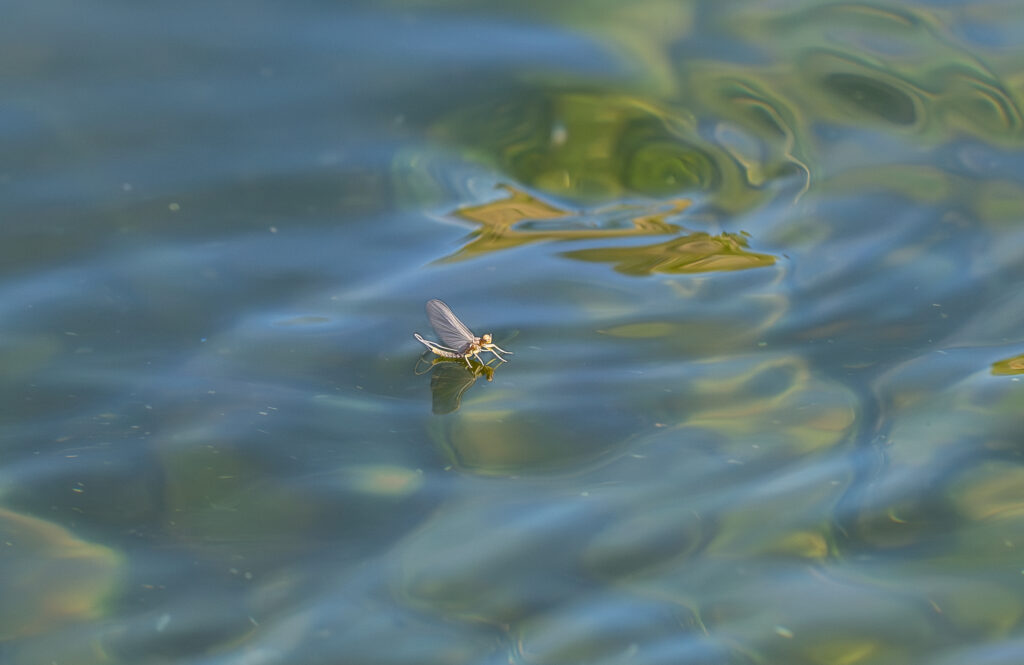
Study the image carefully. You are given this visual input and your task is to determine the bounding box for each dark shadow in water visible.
[415,355,498,415]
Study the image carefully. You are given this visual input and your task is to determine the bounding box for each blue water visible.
[4,1,1024,664]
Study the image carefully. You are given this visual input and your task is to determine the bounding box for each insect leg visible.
[481,345,509,362]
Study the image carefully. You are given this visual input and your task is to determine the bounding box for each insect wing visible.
[426,299,476,352]
[414,333,461,359]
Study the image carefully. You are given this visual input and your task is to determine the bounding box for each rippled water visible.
[4,1,1024,663]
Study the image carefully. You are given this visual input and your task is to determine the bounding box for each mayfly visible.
[414,299,513,368]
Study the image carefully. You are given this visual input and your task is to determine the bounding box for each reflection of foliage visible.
[405,0,1024,256]
[440,185,777,276]
[618,118,721,195]
[563,232,776,275]
[731,4,1024,143]
[821,70,917,125]
[440,184,687,262]
[991,353,1024,376]
[432,92,738,202]
[683,355,857,455]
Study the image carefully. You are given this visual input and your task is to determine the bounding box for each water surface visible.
[4,1,1024,664]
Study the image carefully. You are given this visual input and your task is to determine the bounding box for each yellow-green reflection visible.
[564,231,777,275]
[653,564,928,665]
[337,465,424,498]
[440,184,778,275]
[977,181,1024,226]
[598,299,789,359]
[811,167,1024,236]
[817,164,951,204]
[930,459,1024,601]
[0,507,121,640]
[440,185,686,262]
[954,462,1024,521]
[991,352,1024,376]
[681,355,858,457]
[705,489,836,562]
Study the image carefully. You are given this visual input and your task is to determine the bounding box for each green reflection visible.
[681,355,858,457]
[431,91,750,204]
[731,2,1024,142]
[977,181,1024,226]
[619,121,721,194]
[798,50,924,129]
[817,164,951,204]
[820,71,917,125]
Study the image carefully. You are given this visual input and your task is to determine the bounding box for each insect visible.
[414,299,513,368]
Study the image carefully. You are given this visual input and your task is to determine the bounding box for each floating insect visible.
[414,299,513,368]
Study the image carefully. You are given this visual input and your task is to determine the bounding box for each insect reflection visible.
[414,356,496,415]
[413,299,512,368]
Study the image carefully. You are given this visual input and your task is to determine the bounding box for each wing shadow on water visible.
[415,355,497,415]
